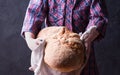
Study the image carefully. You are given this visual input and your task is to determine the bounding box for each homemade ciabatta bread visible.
[37,26,86,72]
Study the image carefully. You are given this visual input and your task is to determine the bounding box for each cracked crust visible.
[37,26,86,72]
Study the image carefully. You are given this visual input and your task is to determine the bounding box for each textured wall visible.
[94,0,120,75]
[0,0,120,75]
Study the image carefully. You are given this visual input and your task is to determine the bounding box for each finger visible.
[29,67,34,71]
[80,33,85,40]
[80,32,89,41]
[79,32,82,37]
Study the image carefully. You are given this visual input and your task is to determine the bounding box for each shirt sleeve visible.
[87,0,108,41]
[21,0,48,38]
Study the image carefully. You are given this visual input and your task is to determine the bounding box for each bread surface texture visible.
[37,26,85,72]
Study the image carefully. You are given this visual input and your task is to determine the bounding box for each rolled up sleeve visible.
[21,0,48,38]
[87,0,108,40]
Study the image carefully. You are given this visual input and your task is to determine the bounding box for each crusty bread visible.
[37,26,86,72]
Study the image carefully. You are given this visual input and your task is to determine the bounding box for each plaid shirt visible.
[21,0,108,75]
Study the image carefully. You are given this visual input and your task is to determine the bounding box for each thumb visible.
[80,32,86,41]
[80,31,89,41]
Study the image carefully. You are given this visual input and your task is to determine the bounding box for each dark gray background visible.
[0,0,120,75]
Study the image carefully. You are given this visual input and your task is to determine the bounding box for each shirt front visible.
[21,0,108,75]
[47,0,90,33]
[21,0,108,38]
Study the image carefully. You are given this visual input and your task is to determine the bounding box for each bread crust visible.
[37,26,86,72]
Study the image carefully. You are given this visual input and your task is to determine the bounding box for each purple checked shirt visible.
[21,0,108,75]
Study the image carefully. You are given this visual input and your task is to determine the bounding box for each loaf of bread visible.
[37,26,86,72]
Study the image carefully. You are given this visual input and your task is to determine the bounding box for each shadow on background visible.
[0,0,120,75]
